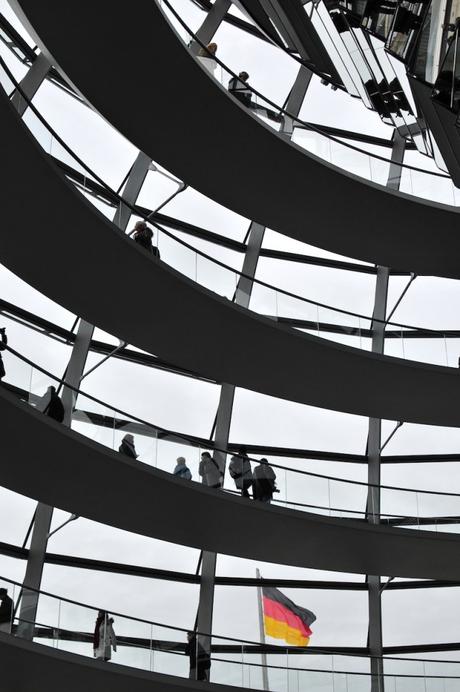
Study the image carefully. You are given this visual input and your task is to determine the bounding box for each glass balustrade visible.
[2,12,460,692]
[1,574,460,691]
[0,49,458,368]
[162,0,459,206]
[3,346,460,535]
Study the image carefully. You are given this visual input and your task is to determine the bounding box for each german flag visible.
[262,587,316,647]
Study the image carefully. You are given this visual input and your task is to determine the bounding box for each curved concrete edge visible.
[0,633,217,692]
[3,91,460,426]
[3,386,460,579]
[8,0,460,278]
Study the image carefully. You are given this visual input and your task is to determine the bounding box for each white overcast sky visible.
[1,0,460,683]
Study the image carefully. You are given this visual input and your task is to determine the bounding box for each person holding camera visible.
[131,220,161,258]
[252,458,277,504]
[0,327,7,381]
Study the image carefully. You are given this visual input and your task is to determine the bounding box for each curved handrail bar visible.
[1,56,454,341]
[5,360,449,521]
[6,343,460,501]
[13,0,460,282]
[5,370,451,521]
[209,657,460,678]
[4,295,460,467]
[12,617,460,679]
[3,574,460,669]
[227,491,460,523]
[11,617,460,680]
[0,575,336,654]
[161,0,450,178]
[190,0,349,89]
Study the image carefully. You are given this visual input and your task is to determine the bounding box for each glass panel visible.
[5,572,460,687]
[2,18,460,368]
[4,275,460,534]
[410,1,446,84]
[433,27,460,112]
[196,253,238,300]
[361,0,397,40]
[386,1,429,60]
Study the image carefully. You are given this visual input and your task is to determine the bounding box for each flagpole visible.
[256,568,270,691]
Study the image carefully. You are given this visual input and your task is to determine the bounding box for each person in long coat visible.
[41,386,65,423]
[93,610,117,661]
[119,434,138,459]
[229,449,253,498]
[252,458,277,504]
[197,42,218,76]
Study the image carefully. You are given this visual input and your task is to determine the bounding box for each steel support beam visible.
[16,141,152,639]
[15,503,53,639]
[196,219,266,670]
[11,55,60,639]
[190,0,232,55]
[16,317,93,640]
[196,550,217,680]
[386,131,406,191]
[61,319,95,421]
[10,52,51,116]
[256,568,270,691]
[367,131,402,681]
[235,222,266,307]
[280,65,313,139]
[195,76,309,663]
[367,265,390,692]
[116,151,151,231]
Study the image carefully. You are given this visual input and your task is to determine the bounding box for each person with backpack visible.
[199,451,223,489]
[228,71,252,108]
[228,448,253,498]
[252,458,277,504]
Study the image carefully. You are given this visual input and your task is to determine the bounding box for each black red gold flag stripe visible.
[262,587,316,647]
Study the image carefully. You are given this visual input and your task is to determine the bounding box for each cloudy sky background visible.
[1,0,460,685]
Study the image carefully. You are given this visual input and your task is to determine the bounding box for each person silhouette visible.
[0,587,13,634]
